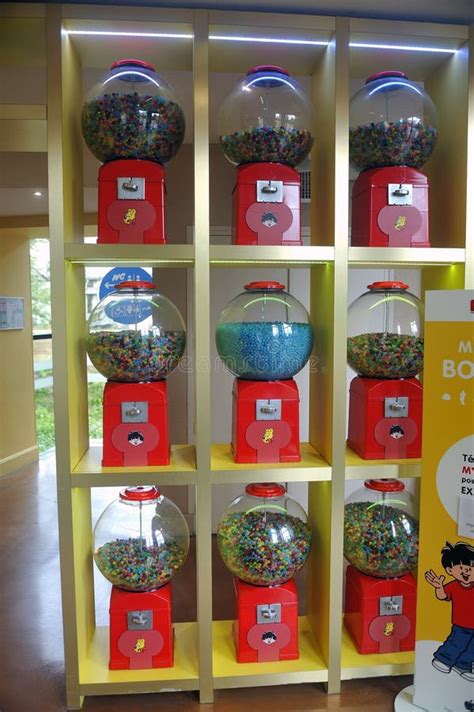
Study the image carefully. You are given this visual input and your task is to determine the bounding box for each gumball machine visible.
[218,66,314,245]
[94,486,189,669]
[350,71,438,248]
[216,281,314,463]
[344,479,419,654]
[82,59,185,244]
[347,281,424,460]
[217,483,312,662]
[86,281,186,466]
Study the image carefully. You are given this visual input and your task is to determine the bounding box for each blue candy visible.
[216,321,313,380]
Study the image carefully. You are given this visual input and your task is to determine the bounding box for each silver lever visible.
[389,402,406,412]
[122,180,139,192]
[125,407,142,417]
[392,186,410,197]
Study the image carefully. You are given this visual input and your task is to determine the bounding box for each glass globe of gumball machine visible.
[344,479,419,654]
[216,281,314,463]
[86,281,186,466]
[347,281,424,460]
[349,71,438,248]
[218,66,314,245]
[94,486,189,669]
[82,59,185,244]
[217,483,312,662]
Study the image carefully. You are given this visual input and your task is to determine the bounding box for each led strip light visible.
[64,29,458,54]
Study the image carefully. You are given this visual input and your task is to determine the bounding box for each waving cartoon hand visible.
[425,569,447,599]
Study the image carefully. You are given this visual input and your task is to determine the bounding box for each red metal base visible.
[102,381,170,467]
[233,163,302,245]
[347,377,422,460]
[233,578,299,663]
[231,378,300,463]
[344,566,416,654]
[109,584,174,669]
[98,159,166,244]
[351,166,430,248]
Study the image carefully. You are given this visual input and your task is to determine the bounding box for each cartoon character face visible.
[446,562,474,586]
[390,425,405,440]
[128,431,144,447]
[261,212,278,228]
[261,631,277,645]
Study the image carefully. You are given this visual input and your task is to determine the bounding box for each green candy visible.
[347,332,424,378]
[344,501,419,578]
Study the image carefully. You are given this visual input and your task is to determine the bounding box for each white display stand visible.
[394,686,423,712]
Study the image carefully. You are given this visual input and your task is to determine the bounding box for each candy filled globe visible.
[349,71,438,171]
[93,486,190,592]
[217,483,312,586]
[347,281,423,379]
[344,479,419,578]
[216,281,313,380]
[86,281,186,382]
[218,65,314,167]
[82,59,185,164]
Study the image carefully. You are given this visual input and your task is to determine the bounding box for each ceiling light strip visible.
[64,30,457,54]
[65,30,193,39]
[349,41,456,54]
[209,34,328,46]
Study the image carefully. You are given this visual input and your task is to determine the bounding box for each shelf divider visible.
[193,9,214,705]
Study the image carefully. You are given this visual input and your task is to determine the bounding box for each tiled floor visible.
[0,452,411,711]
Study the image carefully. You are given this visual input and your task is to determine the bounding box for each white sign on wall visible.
[0,297,24,330]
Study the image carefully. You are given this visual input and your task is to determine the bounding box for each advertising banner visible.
[413,290,474,712]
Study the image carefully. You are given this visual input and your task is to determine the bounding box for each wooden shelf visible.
[210,245,334,266]
[345,447,421,479]
[72,445,197,486]
[340,626,414,680]
[79,622,199,695]
[211,443,331,483]
[348,247,466,266]
[64,244,195,267]
[212,617,328,688]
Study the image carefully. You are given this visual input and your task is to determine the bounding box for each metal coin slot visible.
[127,610,153,630]
[122,401,148,423]
[257,603,281,624]
[257,180,283,203]
[256,399,282,420]
[379,596,403,616]
[385,396,409,418]
[388,183,413,206]
[118,176,145,200]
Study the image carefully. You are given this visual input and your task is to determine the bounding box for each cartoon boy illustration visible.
[425,541,474,681]
[261,631,277,645]
[128,431,144,447]
[389,424,405,440]
[261,212,278,228]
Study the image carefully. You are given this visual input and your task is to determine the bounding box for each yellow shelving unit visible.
[2,2,472,709]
